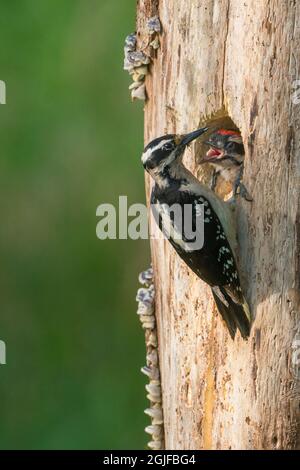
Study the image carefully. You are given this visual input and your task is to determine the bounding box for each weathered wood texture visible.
[137,0,300,449]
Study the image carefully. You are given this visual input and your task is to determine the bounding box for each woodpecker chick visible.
[141,129,251,339]
[201,129,252,201]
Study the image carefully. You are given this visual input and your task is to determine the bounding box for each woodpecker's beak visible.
[180,127,209,146]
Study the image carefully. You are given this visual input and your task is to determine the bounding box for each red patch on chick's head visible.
[216,129,240,137]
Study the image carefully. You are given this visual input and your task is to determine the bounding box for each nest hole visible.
[194,112,242,200]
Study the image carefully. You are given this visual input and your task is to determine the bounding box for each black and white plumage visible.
[141,128,251,339]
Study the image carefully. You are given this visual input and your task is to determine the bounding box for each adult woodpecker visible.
[200,129,252,201]
[141,128,251,339]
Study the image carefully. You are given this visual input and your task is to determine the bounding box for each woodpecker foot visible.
[227,183,253,205]
[233,165,253,202]
[238,183,253,202]
[210,170,219,192]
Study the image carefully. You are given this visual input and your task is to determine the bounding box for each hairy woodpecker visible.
[142,128,251,338]
[200,129,252,201]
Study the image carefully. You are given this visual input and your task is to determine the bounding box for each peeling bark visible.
[137,0,300,450]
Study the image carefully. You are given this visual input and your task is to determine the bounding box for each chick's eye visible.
[163,142,174,151]
[226,142,235,150]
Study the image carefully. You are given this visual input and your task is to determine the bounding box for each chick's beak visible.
[199,146,224,164]
[180,127,209,146]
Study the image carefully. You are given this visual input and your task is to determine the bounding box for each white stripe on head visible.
[141,139,172,165]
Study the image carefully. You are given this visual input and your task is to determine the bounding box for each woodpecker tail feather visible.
[211,287,251,339]
[211,288,237,339]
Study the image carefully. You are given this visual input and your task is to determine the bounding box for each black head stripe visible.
[143,134,175,153]
[143,135,177,170]
[145,150,164,169]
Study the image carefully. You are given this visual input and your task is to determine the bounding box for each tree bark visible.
[137,0,300,450]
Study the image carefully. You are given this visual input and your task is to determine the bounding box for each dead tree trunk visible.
[137,0,300,449]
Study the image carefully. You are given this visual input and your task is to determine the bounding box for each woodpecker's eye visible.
[162,142,174,151]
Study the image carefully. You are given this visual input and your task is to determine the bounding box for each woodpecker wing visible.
[151,184,251,338]
[152,187,242,293]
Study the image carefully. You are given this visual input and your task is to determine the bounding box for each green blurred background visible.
[0,0,149,449]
